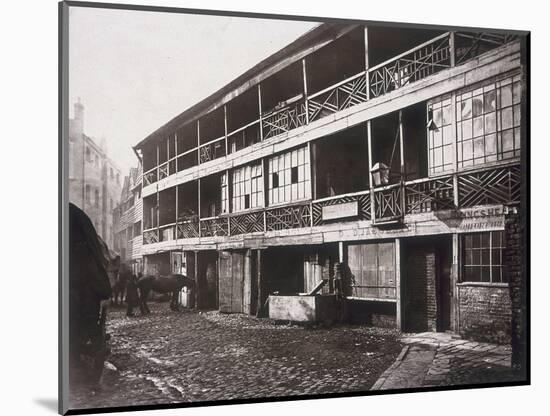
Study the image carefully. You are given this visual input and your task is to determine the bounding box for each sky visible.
[68,6,318,174]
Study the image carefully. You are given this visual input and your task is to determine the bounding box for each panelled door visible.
[218,250,246,313]
[347,242,396,300]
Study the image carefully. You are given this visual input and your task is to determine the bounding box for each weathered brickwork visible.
[504,212,525,371]
[402,244,437,332]
[458,285,511,344]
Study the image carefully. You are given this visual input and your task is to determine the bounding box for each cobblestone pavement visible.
[69,303,402,411]
[371,332,520,390]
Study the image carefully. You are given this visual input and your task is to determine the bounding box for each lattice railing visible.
[455,32,518,65]
[177,220,199,239]
[373,184,403,221]
[143,229,159,244]
[265,203,311,231]
[405,176,455,214]
[308,72,368,123]
[312,191,371,226]
[158,163,168,180]
[229,211,264,235]
[199,138,225,164]
[369,33,452,98]
[143,170,157,186]
[200,217,229,237]
[262,100,307,140]
[457,164,521,207]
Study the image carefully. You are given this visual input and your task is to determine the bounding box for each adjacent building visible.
[132,23,526,343]
[113,164,144,275]
[69,99,122,249]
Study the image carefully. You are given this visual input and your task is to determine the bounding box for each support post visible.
[197,178,201,238]
[175,184,179,241]
[451,233,460,332]
[367,120,375,221]
[338,241,344,263]
[258,84,263,141]
[449,32,456,67]
[395,238,402,331]
[224,105,228,155]
[256,249,263,316]
[302,59,309,125]
[194,250,199,309]
[309,141,317,200]
[399,110,406,214]
[364,26,370,100]
[197,120,200,165]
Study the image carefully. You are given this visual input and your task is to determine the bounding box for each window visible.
[462,231,506,283]
[85,184,91,204]
[134,221,141,237]
[456,74,521,167]
[427,97,454,174]
[232,163,263,212]
[95,188,99,207]
[268,146,311,205]
[220,172,229,214]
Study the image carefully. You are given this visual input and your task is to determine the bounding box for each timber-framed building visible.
[133,23,526,343]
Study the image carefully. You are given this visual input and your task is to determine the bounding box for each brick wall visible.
[402,243,437,332]
[505,212,526,370]
[458,284,511,344]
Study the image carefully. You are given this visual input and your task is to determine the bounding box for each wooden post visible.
[302,59,309,125]
[449,32,456,67]
[197,178,201,238]
[367,120,375,221]
[197,120,201,165]
[256,249,263,316]
[258,84,263,141]
[175,130,178,173]
[194,250,199,309]
[309,141,317,200]
[364,26,370,100]
[395,238,402,331]
[451,233,460,332]
[451,91,459,208]
[338,241,344,263]
[175,184,179,241]
[224,105,228,155]
[399,110,406,214]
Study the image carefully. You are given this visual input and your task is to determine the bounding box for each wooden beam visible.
[197,120,200,165]
[395,238,402,331]
[364,26,370,100]
[451,233,460,332]
[223,105,229,156]
[367,120,375,221]
[256,249,263,316]
[338,241,344,263]
[302,58,309,125]
[258,85,263,141]
[194,250,199,309]
[309,141,317,200]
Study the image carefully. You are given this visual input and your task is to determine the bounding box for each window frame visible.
[461,231,506,284]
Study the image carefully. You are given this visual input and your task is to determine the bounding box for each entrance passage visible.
[401,236,452,332]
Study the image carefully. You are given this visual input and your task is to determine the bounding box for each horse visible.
[69,202,119,385]
[111,265,131,306]
[137,274,195,314]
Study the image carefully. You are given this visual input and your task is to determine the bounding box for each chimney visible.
[74,97,84,128]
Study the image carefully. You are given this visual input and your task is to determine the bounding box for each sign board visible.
[322,201,359,221]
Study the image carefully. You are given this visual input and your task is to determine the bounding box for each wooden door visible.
[219,251,233,313]
[347,242,395,300]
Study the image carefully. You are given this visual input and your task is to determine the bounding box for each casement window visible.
[220,172,229,214]
[427,97,454,174]
[462,231,506,283]
[456,74,521,167]
[232,163,263,212]
[268,146,311,205]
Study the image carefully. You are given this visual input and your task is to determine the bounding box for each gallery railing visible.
[308,71,368,123]
[142,163,521,244]
[142,31,517,187]
[262,99,307,140]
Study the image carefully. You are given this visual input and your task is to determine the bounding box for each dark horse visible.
[111,265,131,306]
[137,274,195,314]
[69,203,119,385]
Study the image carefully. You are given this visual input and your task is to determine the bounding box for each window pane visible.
[513,104,521,127]
[464,266,480,282]
[473,137,485,159]
[485,133,497,157]
[502,129,514,151]
[512,81,521,104]
[484,90,496,113]
[481,249,490,265]
[433,107,442,127]
[462,119,472,140]
[473,116,484,137]
[501,84,513,107]
[472,95,484,117]
[480,266,491,282]
[501,107,513,130]
[443,125,453,145]
[461,98,472,119]
[442,105,451,125]
[485,112,496,134]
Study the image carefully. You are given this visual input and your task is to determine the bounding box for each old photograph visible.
[60,1,529,414]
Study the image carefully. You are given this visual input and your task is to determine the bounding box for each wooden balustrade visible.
[141,163,520,244]
[262,100,307,140]
[308,71,368,123]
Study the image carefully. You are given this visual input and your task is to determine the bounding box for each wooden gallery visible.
[133,23,525,344]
